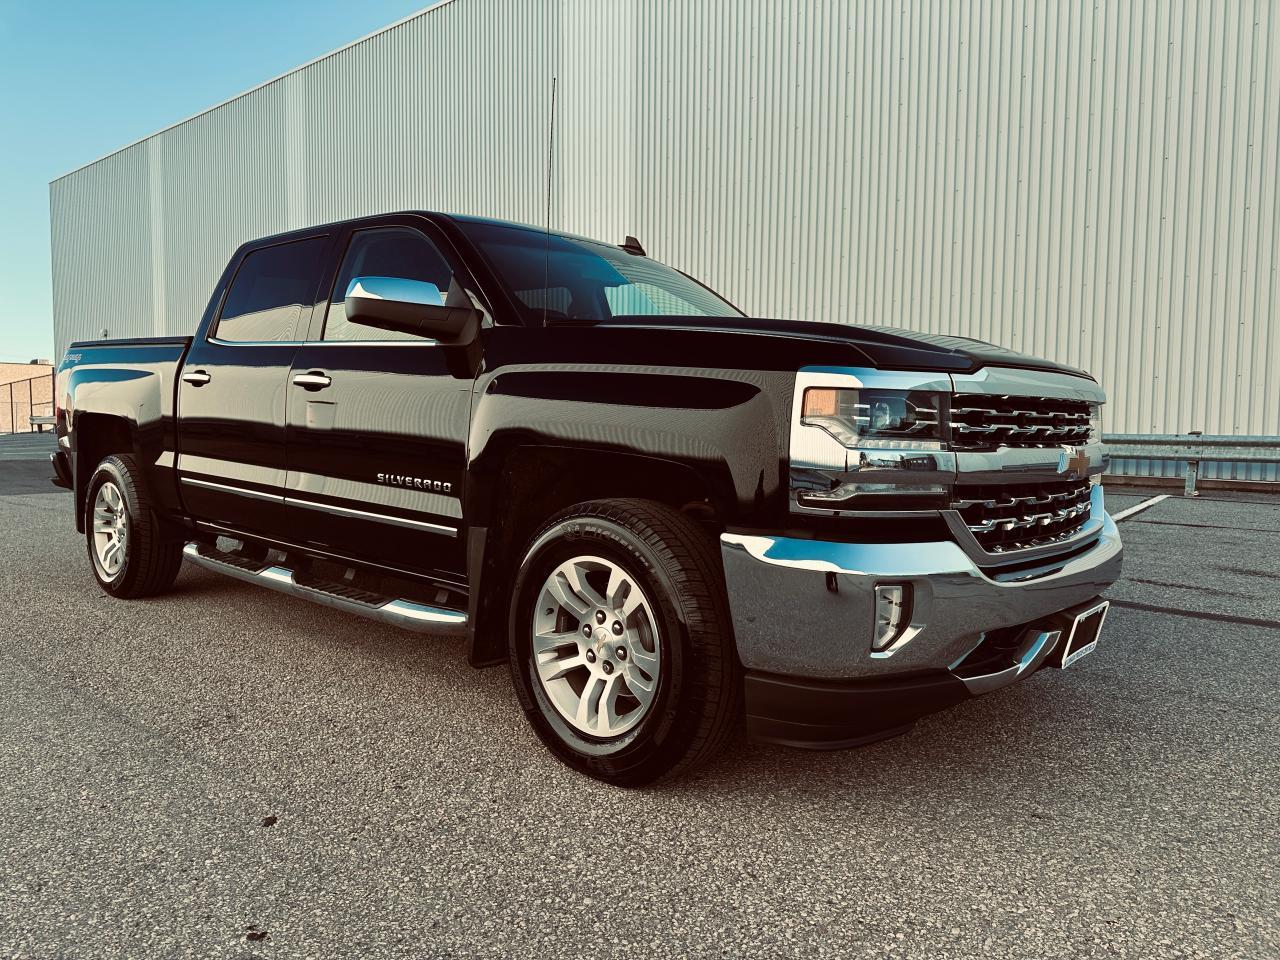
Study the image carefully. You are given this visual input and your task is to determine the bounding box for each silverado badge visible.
[377,473,452,493]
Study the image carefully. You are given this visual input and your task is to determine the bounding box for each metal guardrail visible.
[1104,434,1280,496]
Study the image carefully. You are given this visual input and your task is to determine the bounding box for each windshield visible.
[456,221,743,325]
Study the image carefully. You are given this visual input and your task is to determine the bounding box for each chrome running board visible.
[182,543,467,636]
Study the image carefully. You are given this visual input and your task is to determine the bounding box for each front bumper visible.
[720,490,1123,746]
[741,616,1077,749]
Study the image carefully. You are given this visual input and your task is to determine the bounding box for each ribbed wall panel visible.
[50,0,1279,439]
[558,0,636,243]
[301,0,559,228]
[50,144,154,344]
[158,84,290,333]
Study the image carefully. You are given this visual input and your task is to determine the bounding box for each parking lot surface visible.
[1,459,1276,958]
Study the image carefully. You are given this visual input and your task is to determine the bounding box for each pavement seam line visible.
[1132,518,1280,534]
[1106,598,1280,631]
[0,649,282,803]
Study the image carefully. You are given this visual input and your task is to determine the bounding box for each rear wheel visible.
[85,454,184,598]
[508,499,740,786]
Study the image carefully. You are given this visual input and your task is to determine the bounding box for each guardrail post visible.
[1184,460,1199,497]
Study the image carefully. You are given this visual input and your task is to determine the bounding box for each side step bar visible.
[182,543,467,636]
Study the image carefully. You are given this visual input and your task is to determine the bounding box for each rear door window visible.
[216,238,327,342]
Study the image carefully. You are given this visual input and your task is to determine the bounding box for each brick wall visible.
[0,365,55,433]
[0,362,53,386]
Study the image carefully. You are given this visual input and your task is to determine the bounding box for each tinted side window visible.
[324,227,455,342]
[216,238,327,342]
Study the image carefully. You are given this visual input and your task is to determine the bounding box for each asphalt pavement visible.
[1,452,1276,958]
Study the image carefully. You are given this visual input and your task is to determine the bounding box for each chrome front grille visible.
[951,395,1092,450]
[952,479,1093,553]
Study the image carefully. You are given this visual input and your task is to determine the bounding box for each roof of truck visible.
[243,211,619,252]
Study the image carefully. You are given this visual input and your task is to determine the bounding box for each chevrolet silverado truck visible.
[53,212,1122,785]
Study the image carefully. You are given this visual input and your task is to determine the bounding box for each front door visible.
[282,220,476,582]
[177,234,329,539]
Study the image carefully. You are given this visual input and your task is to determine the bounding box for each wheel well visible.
[73,414,134,531]
[494,446,723,561]
[466,446,726,667]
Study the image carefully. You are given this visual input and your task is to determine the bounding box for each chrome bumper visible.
[720,498,1123,682]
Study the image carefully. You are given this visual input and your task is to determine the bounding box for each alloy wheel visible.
[531,555,661,738]
[91,481,129,579]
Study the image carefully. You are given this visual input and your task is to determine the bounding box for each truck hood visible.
[609,315,1094,379]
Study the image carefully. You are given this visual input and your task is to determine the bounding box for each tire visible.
[508,499,741,786]
[85,454,184,598]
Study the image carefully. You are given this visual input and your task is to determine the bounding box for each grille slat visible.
[951,394,1093,450]
[953,479,1094,552]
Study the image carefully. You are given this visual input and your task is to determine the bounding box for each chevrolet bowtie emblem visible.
[1058,447,1090,478]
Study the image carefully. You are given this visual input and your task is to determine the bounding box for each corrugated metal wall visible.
[51,0,1280,440]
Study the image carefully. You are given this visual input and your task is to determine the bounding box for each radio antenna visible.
[543,75,557,328]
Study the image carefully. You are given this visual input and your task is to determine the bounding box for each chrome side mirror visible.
[344,276,478,343]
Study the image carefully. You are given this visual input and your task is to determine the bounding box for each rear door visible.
[282,218,477,581]
[177,234,329,539]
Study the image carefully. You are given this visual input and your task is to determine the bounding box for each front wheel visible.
[85,454,184,598]
[508,499,741,786]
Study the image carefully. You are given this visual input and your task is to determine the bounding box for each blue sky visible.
[0,0,433,362]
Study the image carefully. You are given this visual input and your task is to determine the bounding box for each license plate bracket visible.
[1054,600,1110,669]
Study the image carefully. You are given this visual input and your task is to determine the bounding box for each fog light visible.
[873,584,911,651]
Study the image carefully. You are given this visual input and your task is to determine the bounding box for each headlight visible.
[800,388,945,450]
[791,381,951,512]
[1089,404,1103,444]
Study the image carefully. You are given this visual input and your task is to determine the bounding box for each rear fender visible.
[63,361,179,531]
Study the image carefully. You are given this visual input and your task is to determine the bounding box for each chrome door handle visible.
[292,372,332,390]
[182,370,212,387]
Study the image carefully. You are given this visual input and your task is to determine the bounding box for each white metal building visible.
[50,0,1279,458]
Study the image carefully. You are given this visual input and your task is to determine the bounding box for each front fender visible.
[466,366,786,527]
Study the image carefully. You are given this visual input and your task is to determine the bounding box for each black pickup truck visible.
[53,212,1122,785]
